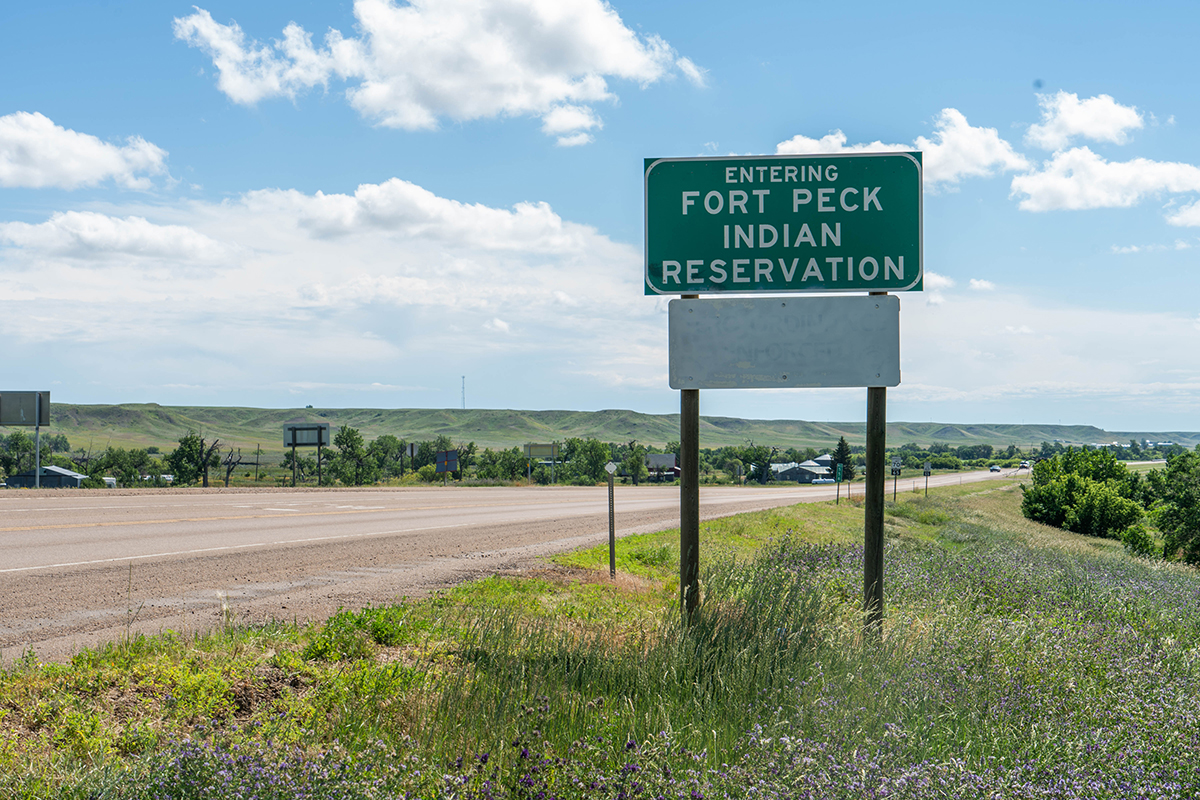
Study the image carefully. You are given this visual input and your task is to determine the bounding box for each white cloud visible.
[540,105,602,136]
[923,271,956,290]
[915,109,1030,186]
[542,104,601,146]
[897,292,1200,417]
[675,57,706,87]
[969,279,995,291]
[0,112,167,189]
[172,10,344,104]
[1010,146,1200,211]
[776,109,1028,187]
[0,176,658,399]
[235,177,595,254]
[1110,240,1193,253]
[0,211,228,263]
[775,129,908,156]
[1166,200,1200,227]
[920,272,954,306]
[1025,91,1143,151]
[174,0,701,144]
[554,132,594,148]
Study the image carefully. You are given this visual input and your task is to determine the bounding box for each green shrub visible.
[1120,524,1156,557]
[1022,449,1144,538]
[1064,481,1142,539]
[1149,451,1200,563]
[302,611,374,662]
[355,606,429,646]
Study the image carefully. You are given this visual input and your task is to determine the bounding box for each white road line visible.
[0,522,474,575]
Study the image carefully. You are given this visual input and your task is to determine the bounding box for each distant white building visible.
[772,459,832,484]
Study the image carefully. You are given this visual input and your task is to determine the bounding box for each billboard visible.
[284,423,331,447]
[0,391,50,427]
[523,443,559,459]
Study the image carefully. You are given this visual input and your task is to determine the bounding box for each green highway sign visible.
[645,153,922,295]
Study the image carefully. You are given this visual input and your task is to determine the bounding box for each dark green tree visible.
[1022,448,1143,538]
[94,447,154,487]
[833,436,856,481]
[1149,451,1200,562]
[330,426,378,486]
[454,441,477,476]
[0,431,37,478]
[44,433,71,452]
[741,441,776,485]
[1063,481,1142,538]
[414,440,436,471]
[955,444,994,461]
[562,437,612,483]
[476,447,525,481]
[166,431,220,486]
[622,440,648,486]
[368,434,407,478]
[280,450,317,482]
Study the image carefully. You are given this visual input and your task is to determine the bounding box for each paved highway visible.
[0,471,1012,663]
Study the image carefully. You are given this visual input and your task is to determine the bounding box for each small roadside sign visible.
[923,461,932,477]
[435,450,459,473]
[836,463,844,482]
[890,456,902,477]
[606,461,618,577]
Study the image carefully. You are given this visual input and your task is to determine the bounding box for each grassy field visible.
[3,479,1200,798]
[39,402,1200,456]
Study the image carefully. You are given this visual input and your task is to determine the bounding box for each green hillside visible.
[33,403,1200,457]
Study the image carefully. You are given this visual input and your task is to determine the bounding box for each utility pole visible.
[461,376,465,410]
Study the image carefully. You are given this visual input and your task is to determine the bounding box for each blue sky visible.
[2,0,1198,432]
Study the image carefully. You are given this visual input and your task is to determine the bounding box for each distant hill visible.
[34,403,1200,456]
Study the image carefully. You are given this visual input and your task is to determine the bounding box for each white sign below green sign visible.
[645,153,922,295]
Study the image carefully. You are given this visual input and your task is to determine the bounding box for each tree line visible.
[9,425,1160,490]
